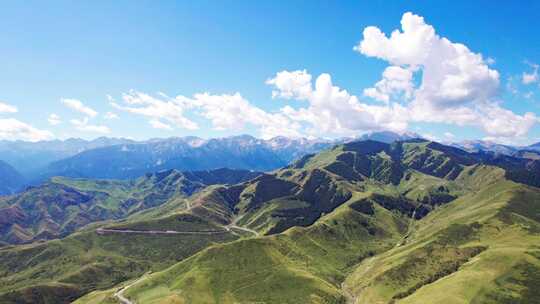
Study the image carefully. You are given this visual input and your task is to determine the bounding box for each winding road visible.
[225,223,260,237]
[114,273,148,304]
[96,228,228,235]
[96,219,259,237]
[95,200,260,237]
[225,213,260,237]
[98,203,260,304]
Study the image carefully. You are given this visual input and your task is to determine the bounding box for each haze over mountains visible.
[1,131,540,196]
[1,132,540,191]
[0,132,414,192]
[0,137,538,303]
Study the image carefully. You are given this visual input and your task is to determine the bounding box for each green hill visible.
[2,139,540,304]
[0,168,260,245]
[0,207,239,303]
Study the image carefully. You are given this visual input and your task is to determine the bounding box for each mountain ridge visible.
[32,132,419,182]
[0,138,539,304]
[0,168,261,245]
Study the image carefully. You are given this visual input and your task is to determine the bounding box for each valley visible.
[0,138,538,303]
[2,3,539,304]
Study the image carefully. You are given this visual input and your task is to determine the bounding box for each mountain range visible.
[450,139,540,159]
[0,132,419,191]
[1,132,540,194]
[0,137,135,176]
[0,160,26,195]
[0,138,538,303]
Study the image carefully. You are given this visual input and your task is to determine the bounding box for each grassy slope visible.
[0,176,173,244]
[343,166,540,304]
[6,140,540,304]
[82,190,408,304]
[74,141,494,304]
[0,210,238,304]
[0,168,257,246]
[79,163,540,304]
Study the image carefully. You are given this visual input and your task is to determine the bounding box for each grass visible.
[4,140,540,304]
[102,191,408,304]
[0,215,238,304]
[342,170,540,304]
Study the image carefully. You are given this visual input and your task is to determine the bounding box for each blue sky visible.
[0,1,539,144]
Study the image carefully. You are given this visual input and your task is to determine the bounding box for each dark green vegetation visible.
[0,220,237,303]
[0,168,260,245]
[1,139,540,304]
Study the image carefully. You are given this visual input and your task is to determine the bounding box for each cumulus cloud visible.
[109,90,302,139]
[0,118,53,141]
[105,12,536,143]
[363,66,414,103]
[478,105,537,138]
[354,11,536,142]
[0,101,17,113]
[522,63,539,85]
[266,70,313,100]
[357,12,499,109]
[48,113,61,125]
[110,91,198,130]
[70,117,110,134]
[190,92,302,139]
[269,71,409,136]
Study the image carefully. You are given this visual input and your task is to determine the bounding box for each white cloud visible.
[363,66,414,103]
[61,98,98,117]
[48,113,61,125]
[0,101,17,113]
[149,119,173,130]
[357,12,499,110]
[355,13,436,67]
[104,13,536,143]
[104,112,119,120]
[269,71,409,137]
[110,90,302,139]
[190,92,302,139]
[0,118,53,141]
[70,117,110,134]
[110,91,198,130]
[522,63,539,85]
[355,11,536,142]
[265,70,312,100]
[478,105,537,138]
